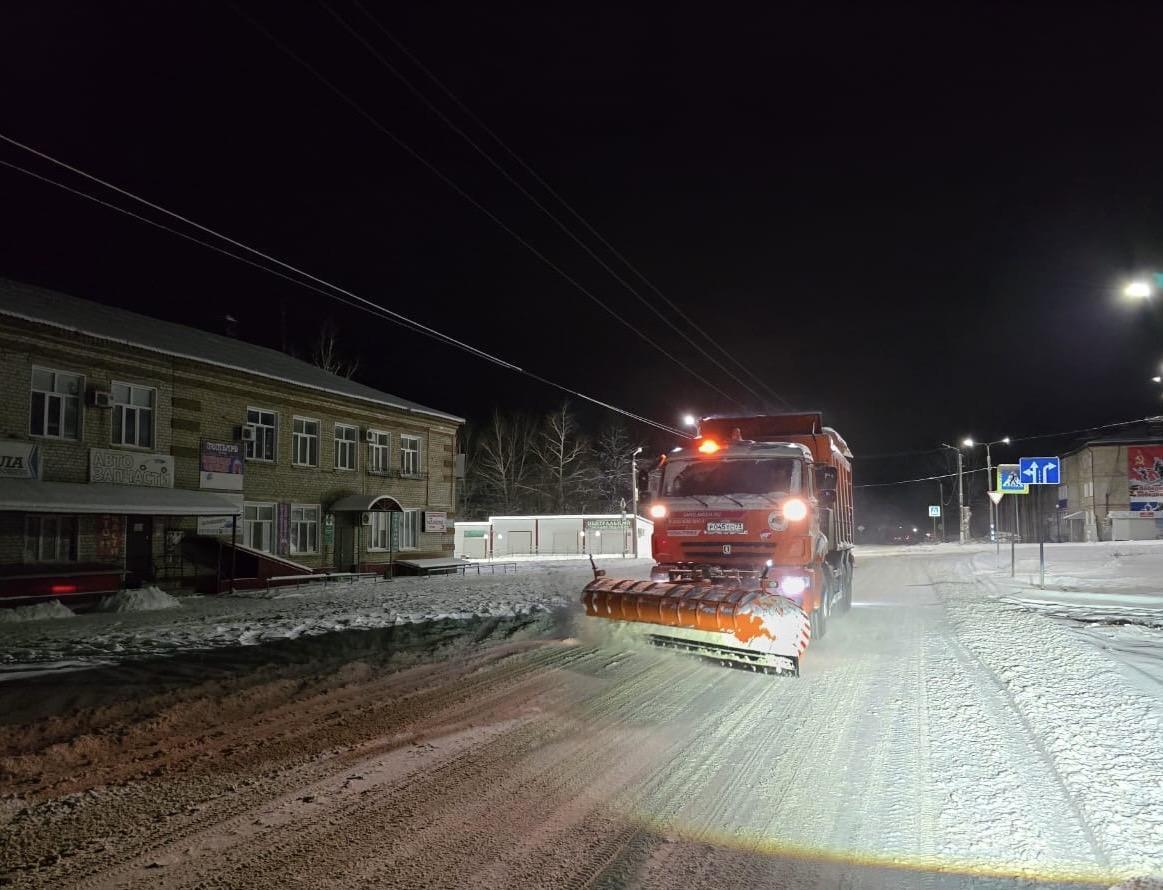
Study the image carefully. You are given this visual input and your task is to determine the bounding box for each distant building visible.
[0,279,463,600]
[1060,427,1163,541]
[454,514,654,559]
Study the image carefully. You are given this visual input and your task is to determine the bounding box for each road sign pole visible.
[957,448,965,544]
[986,442,995,549]
[1038,486,1045,588]
[1011,494,1016,577]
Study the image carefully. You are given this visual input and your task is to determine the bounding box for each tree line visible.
[460,404,642,520]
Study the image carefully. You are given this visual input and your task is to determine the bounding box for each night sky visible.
[5,3,1163,527]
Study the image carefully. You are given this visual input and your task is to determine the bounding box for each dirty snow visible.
[93,585,182,613]
[0,599,74,623]
[0,557,653,677]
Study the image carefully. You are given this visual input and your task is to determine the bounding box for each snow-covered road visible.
[1,545,1161,887]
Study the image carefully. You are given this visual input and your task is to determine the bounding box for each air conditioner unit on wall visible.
[240,426,256,442]
[360,512,372,526]
[365,429,377,443]
[89,389,112,408]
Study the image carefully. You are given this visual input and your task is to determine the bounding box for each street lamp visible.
[681,414,697,428]
[1124,280,1154,299]
[1153,376,1162,384]
[630,445,644,558]
[964,436,1011,545]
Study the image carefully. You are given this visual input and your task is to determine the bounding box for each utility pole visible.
[938,480,946,541]
[957,447,966,544]
[985,441,995,545]
[630,445,643,558]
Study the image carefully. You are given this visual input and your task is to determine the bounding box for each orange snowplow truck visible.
[582,413,853,675]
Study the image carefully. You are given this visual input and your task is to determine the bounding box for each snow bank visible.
[0,600,74,623]
[94,586,182,613]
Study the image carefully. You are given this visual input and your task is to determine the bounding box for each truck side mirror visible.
[816,465,838,490]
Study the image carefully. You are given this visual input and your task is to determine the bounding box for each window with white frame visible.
[246,408,277,461]
[400,434,421,477]
[24,515,78,562]
[290,504,319,554]
[398,509,421,550]
[111,381,155,448]
[335,423,358,470]
[292,417,319,466]
[30,368,82,440]
[368,511,391,550]
[1083,480,1094,498]
[243,502,275,552]
[368,430,390,474]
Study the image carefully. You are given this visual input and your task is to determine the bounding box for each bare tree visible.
[472,409,537,516]
[312,319,359,379]
[594,422,635,512]
[534,403,598,513]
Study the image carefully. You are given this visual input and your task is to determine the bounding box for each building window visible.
[30,367,82,440]
[290,505,319,554]
[400,434,422,478]
[244,502,275,552]
[368,511,391,550]
[398,509,420,550]
[246,408,277,462]
[111,382,155,448]
[368,430,390,474]
[335,423,358,471]
[292,417,319,467]
[24,515,78,562]
[1083,481,1094,498]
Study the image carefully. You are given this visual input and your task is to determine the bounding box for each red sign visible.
[95,514,123,561]
[1128,445,1163,506]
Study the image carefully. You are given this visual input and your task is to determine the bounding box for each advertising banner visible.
[423,511,448,533]
[582,517,631,532]
[94,515,123,560]
[200,440,244,491]
[0,441,40,479]
[1128,445,1163,511]
[90,449,174,487]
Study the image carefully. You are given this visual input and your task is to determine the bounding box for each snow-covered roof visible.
[0,279,464,424]
[0,478,241,515]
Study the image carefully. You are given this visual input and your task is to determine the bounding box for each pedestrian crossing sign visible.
[997,464,1029,494]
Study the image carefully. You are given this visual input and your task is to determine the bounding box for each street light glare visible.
[1001,437,1011,444]
[682,414,697,427]
[1124,280,1153,299]
[962,438,974,448]
[1153,376,1162,384]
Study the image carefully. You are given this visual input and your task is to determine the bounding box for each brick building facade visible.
[0,279,463,596]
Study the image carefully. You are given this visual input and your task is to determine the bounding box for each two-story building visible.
[0,278,463,599]
[1059,425,1163,541]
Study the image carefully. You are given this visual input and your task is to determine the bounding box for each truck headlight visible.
[781,575,810,597]
[649,504,667,519]
[782,498,808,521]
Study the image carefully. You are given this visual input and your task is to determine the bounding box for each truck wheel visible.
[810,602,827,641]
[837,562,854,614]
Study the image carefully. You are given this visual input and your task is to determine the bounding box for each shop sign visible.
[277,502,290,556]
[583,517,630,532]
[463,528,487,538]
[95,514,123,560]
[200,440,244,491]
[90,448,174,488]
[424,511,448,533]
[0,441,40,479]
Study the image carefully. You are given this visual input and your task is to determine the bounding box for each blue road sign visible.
[1019,456,1060,485]
[997,464,1029,494]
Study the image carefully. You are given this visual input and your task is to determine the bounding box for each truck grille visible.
[679,541,775,561]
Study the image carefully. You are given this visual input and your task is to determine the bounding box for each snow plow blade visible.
[581,577,809,675]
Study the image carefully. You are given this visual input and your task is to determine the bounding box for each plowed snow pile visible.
[0,600,74,623]
[94,586,182,613]
[0,557,653,677]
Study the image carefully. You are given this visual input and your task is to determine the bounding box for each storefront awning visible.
[0,479,242,516]
[329,494,403,512]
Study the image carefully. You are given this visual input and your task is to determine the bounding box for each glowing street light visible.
[681,414,697,428]
[1124,280,1154,299]
[962,437,975,448]
[1153,376,1162,384]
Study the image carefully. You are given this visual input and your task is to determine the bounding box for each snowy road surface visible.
[2,545,1162,888]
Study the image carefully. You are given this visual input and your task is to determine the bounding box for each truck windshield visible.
[662,458,800,498]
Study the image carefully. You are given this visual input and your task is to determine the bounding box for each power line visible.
[348,0,791,409]
[323,1,787,411]
[856,467,990,489]
[0,147,690,439]
[229,6,745,410]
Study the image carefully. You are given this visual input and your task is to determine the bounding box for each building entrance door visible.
[335,519,357,572]
[126,516,154,584]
